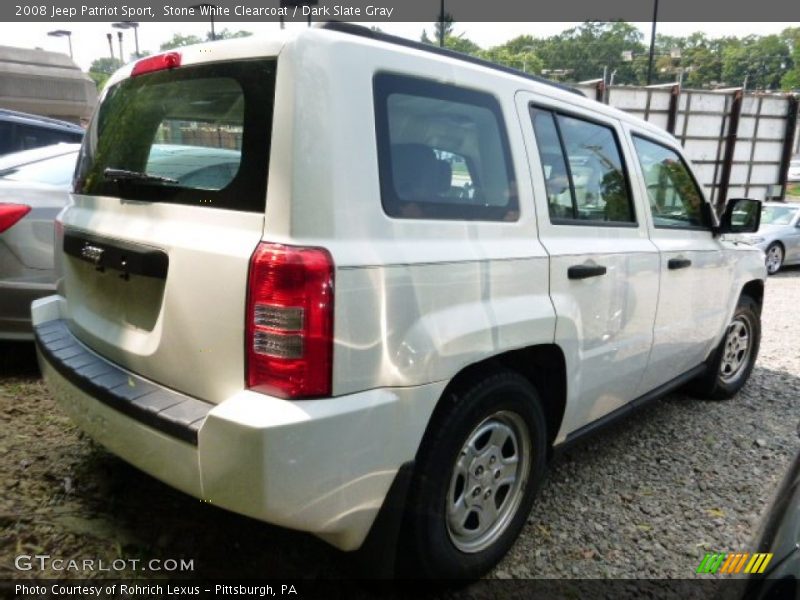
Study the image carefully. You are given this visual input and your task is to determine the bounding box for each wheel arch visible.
[418,344,567,461]
[741,279,764,311]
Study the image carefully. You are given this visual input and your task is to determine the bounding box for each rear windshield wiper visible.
[104,168,178,185]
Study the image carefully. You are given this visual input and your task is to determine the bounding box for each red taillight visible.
[0,203,31,233]
[131,52,181,77]
[246,242,334,399]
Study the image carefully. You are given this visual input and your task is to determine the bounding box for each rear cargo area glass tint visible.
[75,59,275,212]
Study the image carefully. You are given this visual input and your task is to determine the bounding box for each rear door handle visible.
[667,257,692,270]
[568,264,607,280]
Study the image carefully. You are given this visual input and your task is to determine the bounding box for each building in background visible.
[0,45,97,124]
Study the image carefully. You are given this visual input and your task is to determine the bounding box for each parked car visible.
[739,202,800,274]
[32,24,766,579]
[0,144,79,339]
[0,141,80,173]
[0,142,241,340]
[788,158,800,183]
[733,447,800,599]
[0,109,83,157]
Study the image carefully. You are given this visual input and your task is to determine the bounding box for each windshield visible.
[761,205,799,225]
[0,151,77,187]
[75,59,275,212]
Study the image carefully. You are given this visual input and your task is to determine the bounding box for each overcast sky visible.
[4,21,797,71]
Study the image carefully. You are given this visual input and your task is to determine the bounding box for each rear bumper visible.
[32,295,442,551]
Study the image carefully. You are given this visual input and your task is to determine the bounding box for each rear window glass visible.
[75,60,275,212]
[374,73,518,221]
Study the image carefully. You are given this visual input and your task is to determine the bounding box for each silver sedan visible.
[0,145,78,339]
[739,202,800,275]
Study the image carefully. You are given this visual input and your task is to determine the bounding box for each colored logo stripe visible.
[697,552,773,575]
[697,553,726,574]
[744,553,773,574]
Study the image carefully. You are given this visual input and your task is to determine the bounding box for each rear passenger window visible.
[631,136,708,229]
[374,73,517,221]
[531,108,635,224]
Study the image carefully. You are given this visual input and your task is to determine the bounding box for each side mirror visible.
[717,198,761,235]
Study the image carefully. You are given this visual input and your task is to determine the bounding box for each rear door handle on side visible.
[567,264,607,280]
[667,257,692,270]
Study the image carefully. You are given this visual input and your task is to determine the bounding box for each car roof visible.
[109,23,675,148]
[0,108,84,133]
[0,143,81,171]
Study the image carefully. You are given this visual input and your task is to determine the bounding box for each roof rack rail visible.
[318,22,584,97]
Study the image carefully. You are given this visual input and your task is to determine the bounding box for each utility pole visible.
[438,0,445,48]
[112,22,140,58]
[646,0,659,85]
[47,30,73,59]
[117,31,124,64]
[106,32,114,60]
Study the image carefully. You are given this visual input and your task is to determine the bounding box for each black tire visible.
[402,370,547,579]
[686,295,761,400]
[765,242,784,275]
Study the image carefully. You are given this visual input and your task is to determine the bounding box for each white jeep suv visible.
[33,24,766,578]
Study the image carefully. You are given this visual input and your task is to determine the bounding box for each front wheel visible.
[403,371,547,579]
[765,243,784,275]
[687,295,761,400]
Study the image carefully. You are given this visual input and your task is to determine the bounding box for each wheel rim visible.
[445,410,531,554]
[720,316,752,383]
[766,245,783,274]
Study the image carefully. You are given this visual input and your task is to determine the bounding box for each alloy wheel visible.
[445,411,531,554]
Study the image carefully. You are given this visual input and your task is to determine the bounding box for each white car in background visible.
[740,202,800,274]
[788,158,800,182]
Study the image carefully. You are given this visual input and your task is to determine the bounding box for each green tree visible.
[780,27,800,90]
[88,57,123,90]
[722,35,790,89]
[443,34,481,55]
[421,15,454,46]
[159,33,204,50]
[213,29,252,40]
[479,44,542,75]
[532,21,646,84]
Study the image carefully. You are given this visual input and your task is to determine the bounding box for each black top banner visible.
[3,0,798,22]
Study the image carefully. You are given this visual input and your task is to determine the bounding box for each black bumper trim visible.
[35,320,211,445]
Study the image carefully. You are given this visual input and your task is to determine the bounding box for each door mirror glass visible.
[719,198,761,234]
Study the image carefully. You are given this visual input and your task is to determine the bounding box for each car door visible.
[624,129,735,394]
[517,92,660,438]
[786,211,800,263]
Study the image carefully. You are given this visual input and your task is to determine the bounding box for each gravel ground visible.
[1,268,799,582]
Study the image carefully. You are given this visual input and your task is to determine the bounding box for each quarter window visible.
[374,74,517,221]
[531,108,635,224]
[632,136,708,229]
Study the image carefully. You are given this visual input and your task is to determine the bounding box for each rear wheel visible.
[686,295,761,400]
[403,371,547,579]
[765,243,784,275]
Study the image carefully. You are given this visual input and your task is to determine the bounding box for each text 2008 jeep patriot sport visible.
[33,23,766,578]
